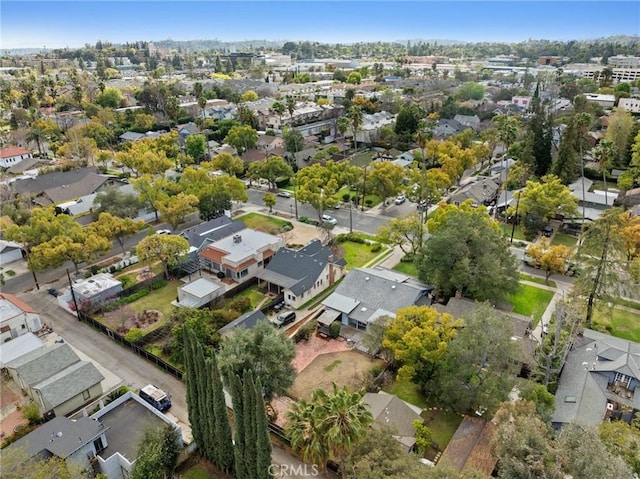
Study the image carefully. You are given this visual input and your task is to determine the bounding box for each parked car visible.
[395,195,406,205]
[542,225,554,237]
[156,229,171,235]
[322,214,337,225]
[139,384,172,412]
[277,190,292,198]
[47,288,59,297]
[270,310,296,328]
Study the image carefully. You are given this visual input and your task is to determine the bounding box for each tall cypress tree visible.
[195,341,213,461]
[242,370,258,478]
[529,96,553,177]
[254,378,273,479]
[230,373,248,479]
[552,117,580,184]
[183,330,204,450]
[210,353,235,473]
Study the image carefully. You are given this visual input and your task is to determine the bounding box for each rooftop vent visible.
[233,234,242,243]
[365,277,370,281]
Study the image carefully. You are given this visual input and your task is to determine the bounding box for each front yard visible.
[552,232,578,248]
[235,212,292,235]
[393,257,419,277]
[507,283,554,324]
[592,306,640,343]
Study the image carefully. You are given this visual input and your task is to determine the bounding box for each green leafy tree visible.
[599,416,640,475]
[346,105,364,153]
[185,134,207,164]
[295,161,344,222]
[593,139,618,205]
[456,82,486,101]
[205,152,244,176]
[283,127,304,155]
[241,90,259,102]
[271,100,286,130]
[131,174,170,221]
[199,188,232,220]
[0,446,85,479]
[130,424,181,479]
[574,207,627,327]
[436,303,520,416]
[347,71,362,84]
[417,200,520,301]
[263,192,276,212]
[524,238,573,282]
[383,305,461,386]
[218,320,296,401]
[224,124,258,155]
[89,212,145,254]
[155,192,199,230]
[30,229,110,276]
[95,86,123,108]
[136,233,189,279]
[605,107,635,166]
[367,161,405,206]
[249,155,293,190]
[376,213,423,257]
[494,114,520,156]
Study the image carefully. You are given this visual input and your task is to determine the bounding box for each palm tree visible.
[285,96,296,126]
[26,123,46,156]
[593,139,617,207]
[271,100,285,132]
[494,114,520,220]
[336,117,351,158]
[317,384,373,479]
[346,105,364,154]
[286,398,328,469]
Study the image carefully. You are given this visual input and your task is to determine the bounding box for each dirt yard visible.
[280,220,323,248]
[289,349,383,400]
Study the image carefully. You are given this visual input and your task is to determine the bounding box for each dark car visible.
[270,310,296,328]
[47,288,59,297]
[542,225,554,237]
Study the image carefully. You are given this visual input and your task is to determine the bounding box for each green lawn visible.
[507,283,554,325]
[129,280,180,318]
[552,232,578,248]
[393,258,419,277]
[234,285,266,309]
[519,273,556,288]
[592,306,640,343]
[386,376,462,454]
[501,223,526,241]
[341,241,383,269]
[388,375,428,408]
[235,212,292,235]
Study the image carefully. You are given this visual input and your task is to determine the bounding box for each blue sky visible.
[1,1,638,49]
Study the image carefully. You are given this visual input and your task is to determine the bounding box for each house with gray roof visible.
[179,215,245,255]
[5,342,104,417]
[256,239,347,309]
[568,177,619,220]
[321,267,432,331]
[453,114,481,131]
[434,119,468,138]
[449,177,501,208]
[218,310,268,337]
[8,391,182,479]
[552,329,640,430]
[363,391,423,454]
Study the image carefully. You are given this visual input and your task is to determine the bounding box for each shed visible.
[177,277,224,308]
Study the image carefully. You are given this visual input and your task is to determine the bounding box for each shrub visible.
[23,401,43,426]
[151,279,168,290]
[282,223,293,231]
[365,199,373,206]
[299,216,309,224]
[105,386,130,405]
[125,328,145,343]
[119,274,135,289]
[228,296,252,314]
[335,233,367,244]
[329,320,341,338]
[121,288,150,304]
[370,243,382,252]
[294,320,317,342]
[369,365,383,378]
[90,265,100,275]
[342,193,351,202]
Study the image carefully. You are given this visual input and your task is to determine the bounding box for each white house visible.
[618,97,640,114]
[0,239,24,264]
[0,146,32,168]
[0,293,42,341]
[584,93,616,108]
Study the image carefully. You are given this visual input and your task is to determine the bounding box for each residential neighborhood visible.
[1,6,640,479]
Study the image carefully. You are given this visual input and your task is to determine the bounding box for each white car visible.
[156,229,171,235]
[395,195,406,205]
[277,191,292,198]
[321,214,337,225]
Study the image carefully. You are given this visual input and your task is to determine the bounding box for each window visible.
[238,268,249,278]
[615,372,632,387]
[82,389,91,400]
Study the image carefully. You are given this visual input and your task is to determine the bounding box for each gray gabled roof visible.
[6,343,79,386]
[119,131,145,141]
[9,416,107,459]
[43,173,117,205]
[258,239,345,296]
[552,329,640,426]
[363,391,422,453]
[10,167,99,195]
[180,216,245,250]
[323,267,429,323]
[218,310,267,334]
[35,360,104,408]
[449,177,500,206]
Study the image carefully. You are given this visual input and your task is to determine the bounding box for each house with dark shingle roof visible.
[218,310,268,337]
[8,391,182,479]
[321,267,432,331]
[551,329,640,430]
[5,342,104,417]
[363,391,423,454]
[449,177,501,208]
[179,215,245,255]
[255,239,346,309]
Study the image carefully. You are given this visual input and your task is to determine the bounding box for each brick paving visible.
[291,334,349,373]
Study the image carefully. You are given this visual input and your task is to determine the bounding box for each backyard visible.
[289,349,383,400]
[387,376,462,460]
[507,283,554,324]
